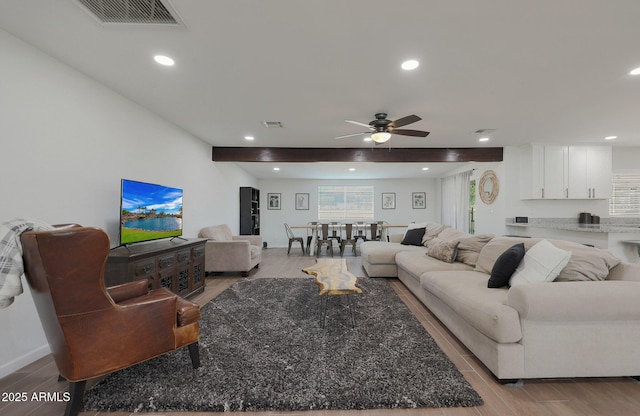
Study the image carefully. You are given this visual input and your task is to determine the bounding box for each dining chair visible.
[316,223,333,257]
[306,221,318,253]
[340,223,357,256]
[377,220,389,241]
[284,223,305,254]
[353,221,368,243]
[369,222,380,241]
[328,222,342,245]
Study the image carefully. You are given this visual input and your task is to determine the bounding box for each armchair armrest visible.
[507,281,640,321]
[107,280,149,303]
[232,235,263,246]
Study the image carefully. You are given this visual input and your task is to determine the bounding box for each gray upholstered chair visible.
[198,224,262,276]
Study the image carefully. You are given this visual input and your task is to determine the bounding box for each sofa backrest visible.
[607,261,640,282]
[475,236,624,282]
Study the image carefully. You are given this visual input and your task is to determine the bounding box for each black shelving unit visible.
[240,187,260,235]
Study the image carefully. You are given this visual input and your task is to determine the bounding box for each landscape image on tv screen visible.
[120,179,183,245]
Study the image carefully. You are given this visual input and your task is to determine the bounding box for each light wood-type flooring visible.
[2,246,640,416]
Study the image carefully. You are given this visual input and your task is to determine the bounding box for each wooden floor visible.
[2,247,640,416]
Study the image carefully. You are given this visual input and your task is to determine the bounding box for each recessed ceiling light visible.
[363,136,372,142]
[479,137,490,142]
[244,136,255,141]
[153,55,175,66]
[273,167,280,171]
[422,167,429,171]
[630,67,640,76]
[401,59,420,70]
[349,168,356,171]
[605,135,617,140]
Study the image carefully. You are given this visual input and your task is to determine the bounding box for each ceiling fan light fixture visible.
[371,132,391,143]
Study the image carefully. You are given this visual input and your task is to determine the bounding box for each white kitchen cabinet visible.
[520,144,611,200]
[543,145,569,199]
[567,146,612,199]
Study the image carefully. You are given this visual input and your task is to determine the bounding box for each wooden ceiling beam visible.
[211,147,503,163]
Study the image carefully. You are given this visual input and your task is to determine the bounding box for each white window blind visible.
[609,173,640,216]
[318,185,374,220]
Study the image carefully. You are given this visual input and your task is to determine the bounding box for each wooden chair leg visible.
[64,380,86,416]
[188,342,200,369]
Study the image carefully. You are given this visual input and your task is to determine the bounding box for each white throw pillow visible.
[509,240,571,286]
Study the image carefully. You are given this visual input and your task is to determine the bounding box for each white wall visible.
[257,178,438,247]
[0,30,256,377]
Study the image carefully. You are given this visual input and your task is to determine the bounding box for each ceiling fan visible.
[335,112,430,144]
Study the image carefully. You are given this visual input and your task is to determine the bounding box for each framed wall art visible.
[382,192,396,209]
[267,193,281,210]
[295,193,309,210]
[412,192,426,209]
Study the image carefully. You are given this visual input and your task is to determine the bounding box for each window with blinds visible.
[318,185,374,220]
[609,173,640,216]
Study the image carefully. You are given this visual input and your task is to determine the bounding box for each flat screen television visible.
[119,179,183,245]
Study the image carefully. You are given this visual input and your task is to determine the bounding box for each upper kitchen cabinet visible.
[519,144,611,200]
[567,146,612,199]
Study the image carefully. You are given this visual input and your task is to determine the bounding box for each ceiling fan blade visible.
[334,132,367,140]
[390,114,421,128]
[391,129,430,137]
[345,120,373,128]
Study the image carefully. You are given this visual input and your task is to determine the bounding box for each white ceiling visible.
[1,0,639,179]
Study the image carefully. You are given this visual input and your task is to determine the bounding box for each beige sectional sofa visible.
[360,225,640,382]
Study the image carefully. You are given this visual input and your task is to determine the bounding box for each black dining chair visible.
[340,223,357,256]
[284,223,305,254]
[369,222,381,241]
[353,222,368,243]
[328,222,342,245]
[316,223,334,257]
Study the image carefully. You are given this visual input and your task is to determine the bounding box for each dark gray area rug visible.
[82,277,483,412]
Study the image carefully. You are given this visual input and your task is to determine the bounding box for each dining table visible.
[290,223,407,256]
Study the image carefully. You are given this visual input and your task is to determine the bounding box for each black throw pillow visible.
[488,243,525,288]
[401,227,426,246]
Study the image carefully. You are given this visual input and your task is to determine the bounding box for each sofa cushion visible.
[488,243,525,288]
[549,240,621,282]
[401,227,426,246]
[456,234,494,266]
[437,228,472,243]
[421,271,522,343]
[395,251,473,283]
[360,241,425,265]
[426,238,459,263]
[422,223,447,245]
[475,237,541,275]
[509,240,571,286]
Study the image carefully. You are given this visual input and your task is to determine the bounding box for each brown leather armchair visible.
[20,225,201,416]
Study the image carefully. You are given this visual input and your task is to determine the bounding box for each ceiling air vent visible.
[262,121,284,128]
[76,0,182,25]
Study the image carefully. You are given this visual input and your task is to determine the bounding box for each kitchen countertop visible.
[506,222,640,233]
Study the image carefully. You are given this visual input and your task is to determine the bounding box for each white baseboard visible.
[0,344,51,379]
